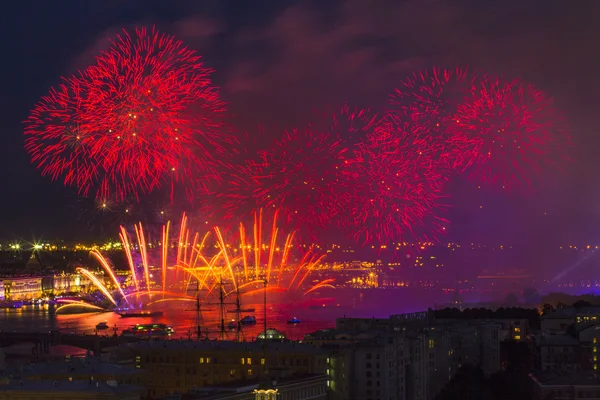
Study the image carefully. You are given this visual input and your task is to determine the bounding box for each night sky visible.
[1,0,599,245]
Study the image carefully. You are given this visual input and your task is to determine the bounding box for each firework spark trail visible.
[253,209,262,279]
[185,231,211,293]
[278,232,295,287]
[134,223,151,294]
[174,213,187,284]
[266,209,279,283]
[161,220,170,296]
[239,223,249,281]
[119,226,139,292]
[56,301,106,314]
[77,267,118,306]
[90,250,130,305]
[214,227,238,290]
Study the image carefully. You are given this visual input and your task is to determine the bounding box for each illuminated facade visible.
[0,274,91,300]
[2,277,42,300]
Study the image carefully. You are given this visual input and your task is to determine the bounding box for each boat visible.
[227,320,237,330]
[240,315,257,325]
[118,311,163,318]
[123,323,174,337]
[227,308,255,313]
[95,321,109,330]
[287,317,301,324]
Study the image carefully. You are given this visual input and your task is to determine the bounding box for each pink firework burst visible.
[340,125,448,245]
[254,105,379,232]
[449,77,572,190]
[389,67,478,171]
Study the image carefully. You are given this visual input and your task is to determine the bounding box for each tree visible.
[573,300,594,308]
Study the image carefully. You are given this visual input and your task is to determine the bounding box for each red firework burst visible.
[340,126,448,245]
[253,105,379,231]
[25,26,227,202]
[24,80,102,196]
[449,77,571,190]
[388,67,478,171]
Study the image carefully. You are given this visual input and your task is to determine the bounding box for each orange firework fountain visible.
[60,210,335,314]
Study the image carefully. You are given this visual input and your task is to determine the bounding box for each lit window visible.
[428,339,435,349]
[514,327,521,333]
[247,358,251,365]
[594,347,597,353]
[261,358,265,365]
[241,358,245,365]
[514,335,521,340]
[594,356,597,362]
[206,357,211,364]
[248,369,253,376]
[199,357,204,364]
[594,338,598,344]
[595,364,598,370]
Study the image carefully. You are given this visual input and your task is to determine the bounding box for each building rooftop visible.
[542,307,600,320]
[531,371,600,387]
[118,339,325,355]
[539,334,579,346]
[0,378,141,394]
[7,356,140,377]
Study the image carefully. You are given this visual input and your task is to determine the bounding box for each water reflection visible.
[0,302,335,341]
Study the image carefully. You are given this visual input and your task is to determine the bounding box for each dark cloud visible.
[197,0,600,127]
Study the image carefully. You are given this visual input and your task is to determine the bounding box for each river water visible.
[0,287,459,342]
[0,302,337,341]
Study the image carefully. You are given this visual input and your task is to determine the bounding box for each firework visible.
[71,210,333,313]
[25,26,228,202]
[388,67,478,171]
[449,77,571,190]
[203,131,269,223]
[253,105,378,231]
[340,125,448,245]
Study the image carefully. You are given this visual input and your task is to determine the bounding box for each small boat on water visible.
[122,323,174,337]
[227,308,255,313]
[118,311,163,318]
[240,315,257,325]
[96,321,109,330]
[287,317,301,324]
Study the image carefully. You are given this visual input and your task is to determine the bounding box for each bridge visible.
[0,330,141,358]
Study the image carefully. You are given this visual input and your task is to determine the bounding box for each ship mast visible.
[196,280,202,340]
[219,275,226,340]
[235,288,242,342]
